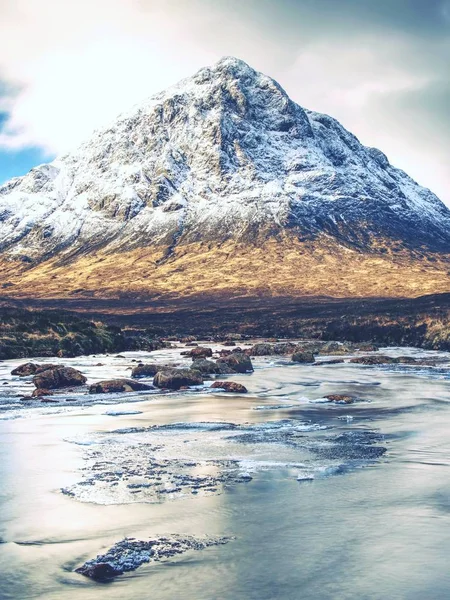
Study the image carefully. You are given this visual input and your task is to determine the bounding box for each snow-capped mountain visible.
[0,57,449,302]
[1,56,450,264]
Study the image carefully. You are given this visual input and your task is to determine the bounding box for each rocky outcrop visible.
[216,352,253,373]
[33,366,87,390]
[153,368,203,390]
[89,379,153,394]
[210,381,248,393]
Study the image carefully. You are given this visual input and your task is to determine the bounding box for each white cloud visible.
[0,0,217,153]
[0,0,448,205]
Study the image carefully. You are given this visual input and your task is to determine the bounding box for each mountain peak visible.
[0,58,449,302]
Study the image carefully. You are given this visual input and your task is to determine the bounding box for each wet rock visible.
[248,342,297,356]
[76,562,122,582]
[153,368,203,390]
[248,343,274,356]
[11,362,38,377]
[216,352,253,373]
[31,388,53,398]
[89,379,153,394]
[273,342,298,355]
[11,362,62,377]
[75,535,231,581]
[350,355,396,365]
[222,341,236,347]
[324,394,357,404]
[210,381,248,393]
[131,363,178,378]
[189,346,213,359]
[191,359,233,375]
[291,350,315,363]
[314,358,345,365]
[33,366,87,390]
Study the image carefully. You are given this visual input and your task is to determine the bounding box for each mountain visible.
[0,56,449,303]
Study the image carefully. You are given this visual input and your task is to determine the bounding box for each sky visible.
[0,0,449,204]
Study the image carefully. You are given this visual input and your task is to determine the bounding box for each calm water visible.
[1,345,450,600]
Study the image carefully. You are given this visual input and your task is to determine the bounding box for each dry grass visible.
[1,234,449,301]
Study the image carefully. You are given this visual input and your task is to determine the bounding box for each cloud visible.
[0,0,449,204]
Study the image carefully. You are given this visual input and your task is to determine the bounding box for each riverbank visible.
[2,292,449,353]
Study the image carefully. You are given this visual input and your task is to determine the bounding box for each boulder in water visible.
[33,366,87,390]
[89,379,153,394]
[153,368,203,390]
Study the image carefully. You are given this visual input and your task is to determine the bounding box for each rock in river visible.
[191,359,234,375]
[189,346,213,359]
[75,535,231,581]
[11,362,62,377]
[216,352,253,373]
[350,355,396,365]
[33,366,87,390]
[291,350,315,364]
[210,381,248,393]
[89,379,153,394]
[131,363,178,378]
[153,368,203,390]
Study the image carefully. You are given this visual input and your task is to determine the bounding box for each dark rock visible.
[191,359,233,375]
[189,346,213,358]
[248,343,273,356]
[216,352,253,373]
[153,368,203,390]
[12,362,62,377]
[76,562,122,582]
[11,362,38,377]
[32,388,53,397]
[132,363,178,378]
[291,350,315,363]
[314,358,345,365]
[350,355,396,365]
[33,366,87,390]
[89,379,153,394]
[210,381,248,393]
[324,394,357,404]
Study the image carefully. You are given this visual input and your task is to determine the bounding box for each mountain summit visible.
[1,57,449,301]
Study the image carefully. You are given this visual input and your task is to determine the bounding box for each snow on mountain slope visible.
[1,56,449,265]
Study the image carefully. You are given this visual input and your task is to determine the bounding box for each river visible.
[0,343,449,599]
